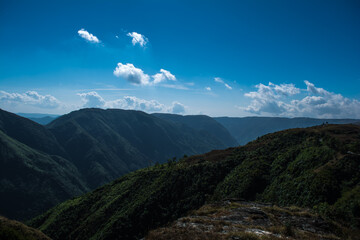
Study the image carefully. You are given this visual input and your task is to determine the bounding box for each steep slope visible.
[0,109,65,156]
[153,113,238,147]
[0,216,51,240]
[215,116,359,145]
[47,108,233,189]
[0,130,88,220]
[30,124,360,240]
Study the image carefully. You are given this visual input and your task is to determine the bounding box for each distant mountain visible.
[153,113,238,147]
[0,108,238,220]
[48,108,234,189]
[17,113,59,125]
[215,116,359,145]
[0,215,51,240]
[30,124,360,239]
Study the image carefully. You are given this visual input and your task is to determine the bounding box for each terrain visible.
[0,216,51,240]
[215,116,359,145]
[147,200,352,240]
[0,108,236,220]
[30,124,360,240]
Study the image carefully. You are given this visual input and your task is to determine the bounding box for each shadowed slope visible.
[30,124,360,240]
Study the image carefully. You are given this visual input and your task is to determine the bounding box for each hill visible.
[0,108,238,220]
[153,113,238,147]
[215,116,359,145]
[47,108,235,189]
[0,216,51,240]
[0,109,65,156]
[0,129,88,220]
[30,124,360,240]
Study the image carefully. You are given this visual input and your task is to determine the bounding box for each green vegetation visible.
[0,216,51,240]
[30,124,360,239]
[0,108,237,220]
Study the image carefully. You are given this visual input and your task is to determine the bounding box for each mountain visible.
[215,116,359,145]
[30,124,360,240]
[47,108,235,189]
[0,216,51,240]
[0,108,239,220]
[153,113,238,147]
[0,129,88,220]
[0,110,65,157]
[16,113,59,125]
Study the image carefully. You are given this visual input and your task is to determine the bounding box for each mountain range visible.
[0,108,237,220]
[29,123,360,239]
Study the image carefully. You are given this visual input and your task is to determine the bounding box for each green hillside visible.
[30,124,360,240]
[0,130,88,220]
[47,108,235,189]
[0,108,238,220]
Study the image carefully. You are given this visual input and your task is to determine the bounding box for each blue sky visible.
[0,0,359,118]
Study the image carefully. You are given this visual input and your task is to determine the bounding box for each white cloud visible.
[78,29,100,43]
[114,63,181,87]
[242,81,360,118]
[152,69,176,84]
[205,87,211,91]
[77,92,106,108]
[127,32,148,47]
[113,63,150,85]
[214,77,232,90]
[0,90,61,109]
[171,102,186,114]
[77,92,187,114]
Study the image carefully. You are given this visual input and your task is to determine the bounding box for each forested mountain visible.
[215,116,359,145]
[153,113,238,147]
[0,108,237,220]
[30,124,360,240]
[47,108,235,189]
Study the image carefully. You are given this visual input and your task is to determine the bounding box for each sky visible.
[0,0,359,118]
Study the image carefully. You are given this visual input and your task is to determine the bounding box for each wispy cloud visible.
[78,91,186,114]
[205,87,211,91]
[127,32,148,47]
[153,69,176,84]
[242,81,360,118]
[214,77,232,90]
[0,90,61,109]
[78,29,100,43]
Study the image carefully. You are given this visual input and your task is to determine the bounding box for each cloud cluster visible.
[113,63,150,85]
[0,90,61,108]
[214,77,232,90]
[113,63,177,86]
[243,81,360,118]
[78,29,100,43]
[127,32,148,47]
[78,91,186,114]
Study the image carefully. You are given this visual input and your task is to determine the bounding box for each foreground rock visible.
[146,200,357,240]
